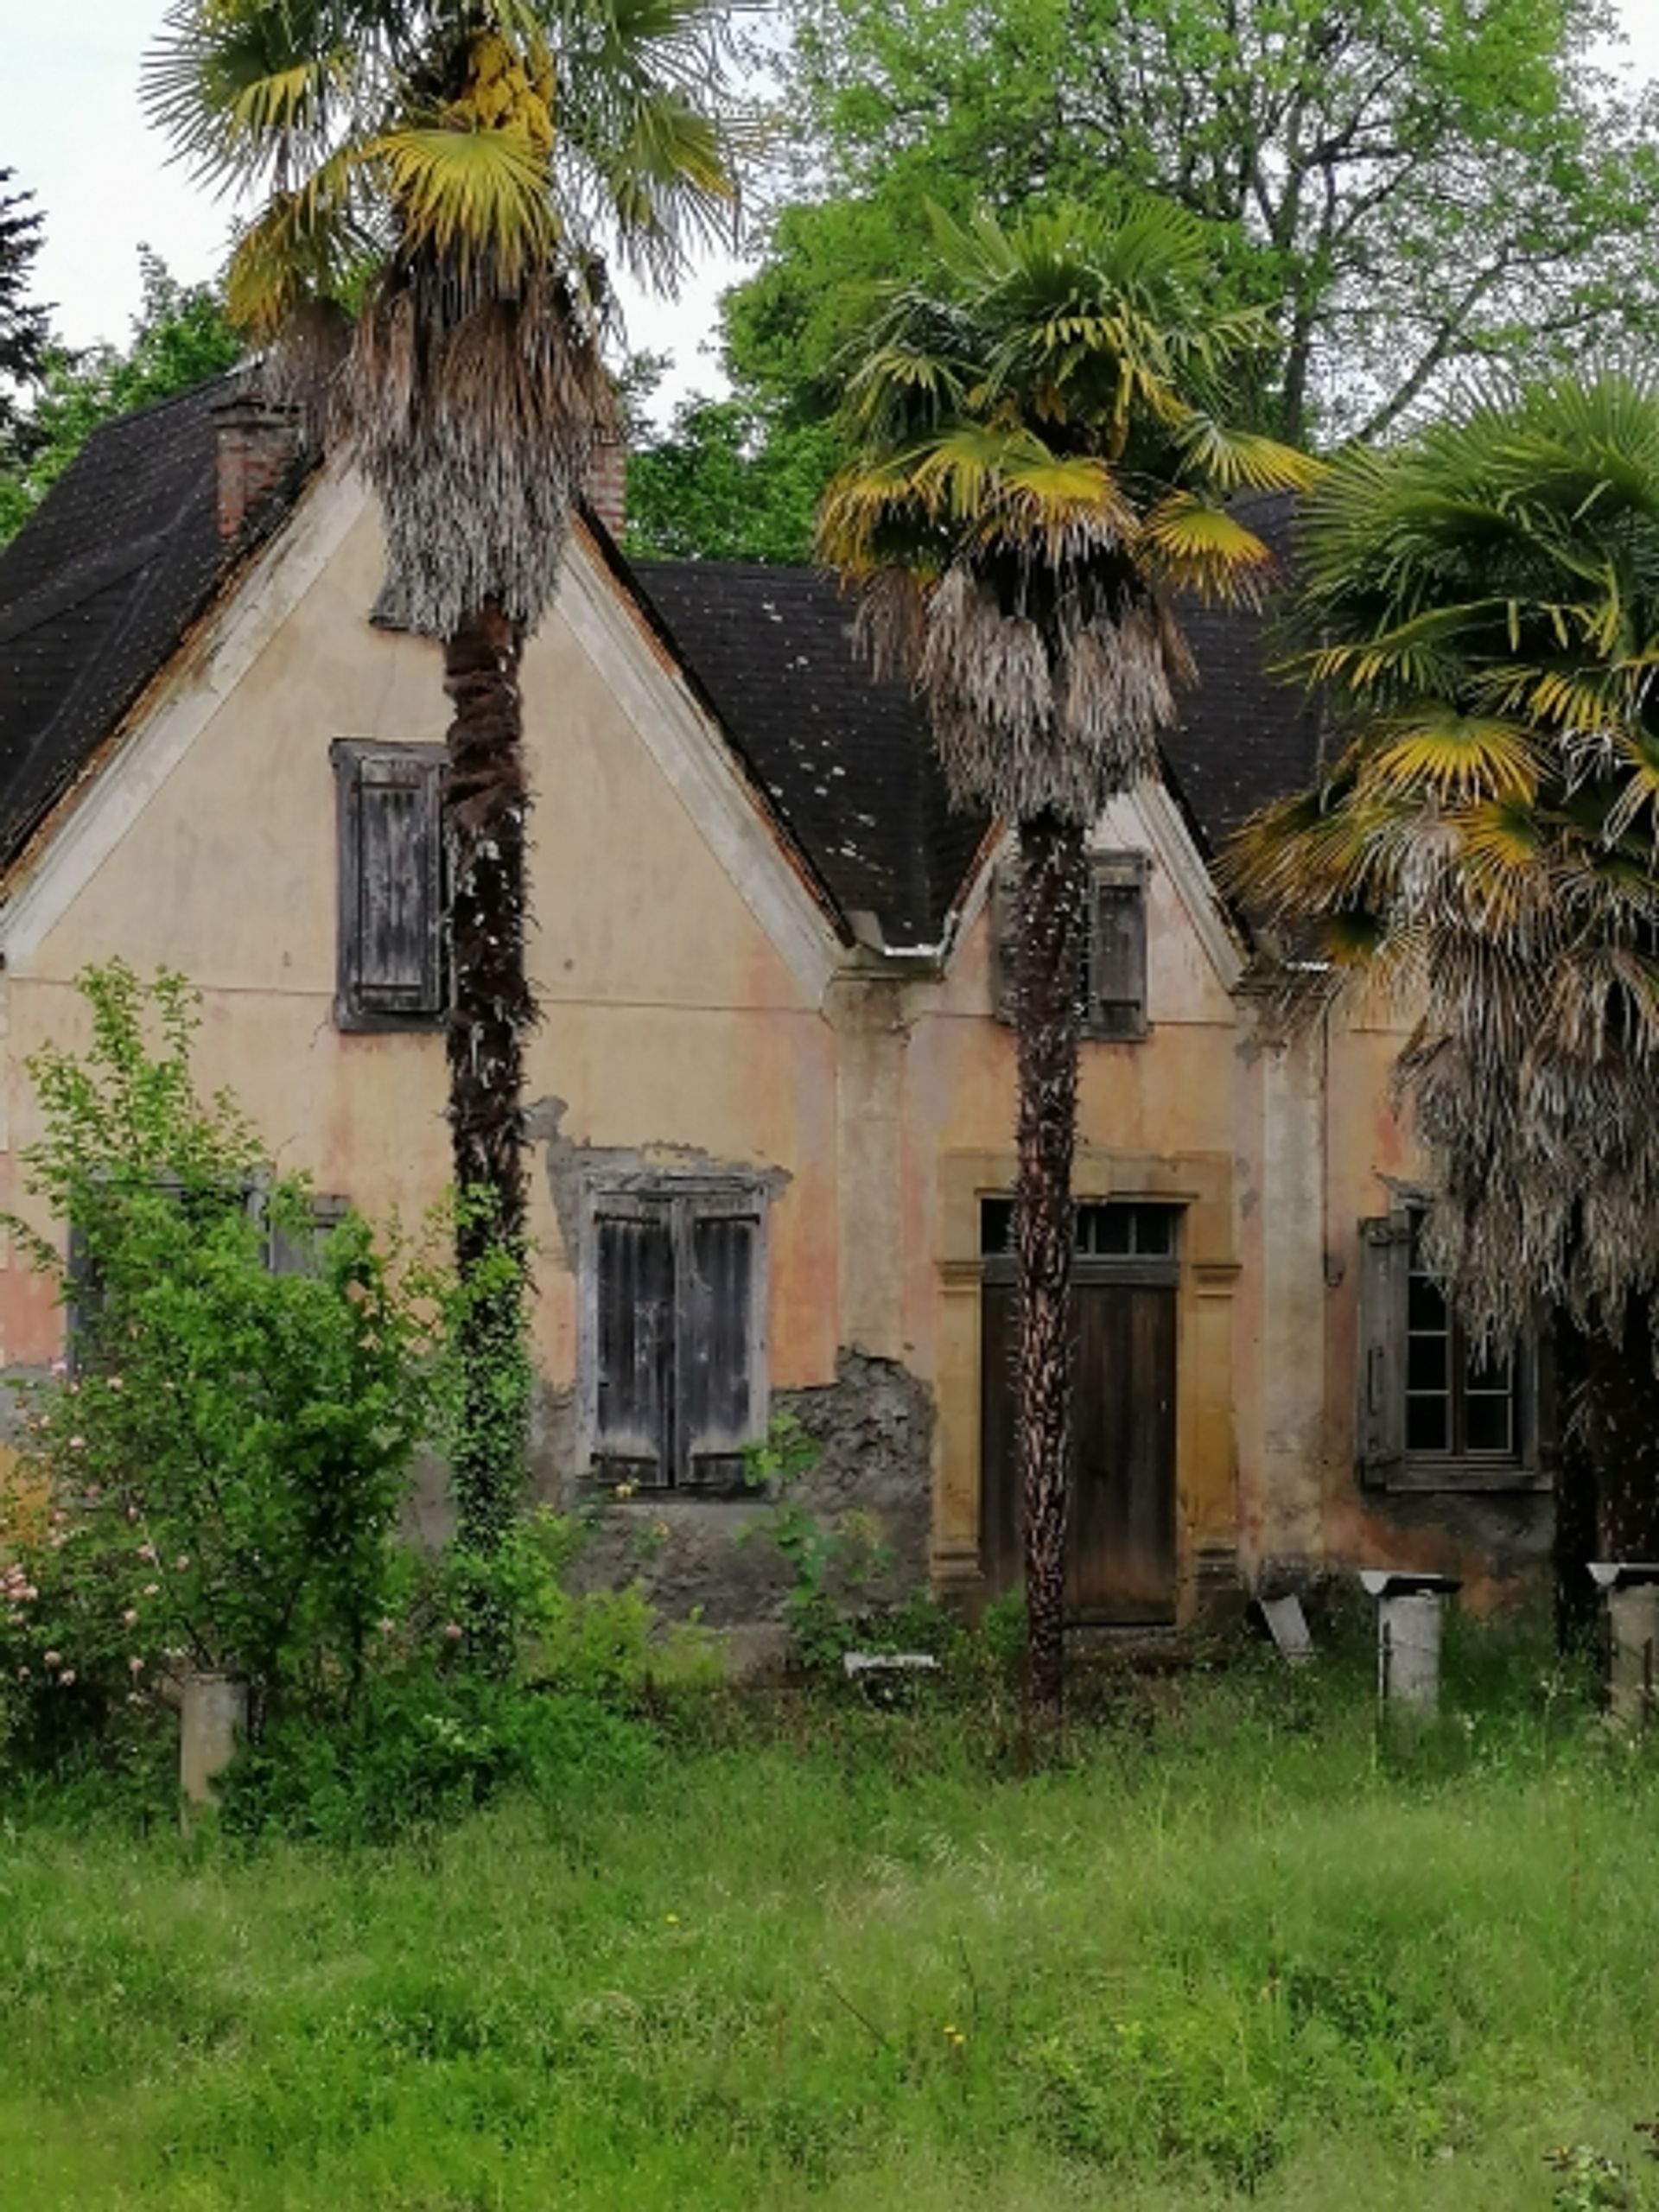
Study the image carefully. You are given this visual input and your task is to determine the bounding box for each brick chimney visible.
[584,432,627,540]
[213,386,308,543]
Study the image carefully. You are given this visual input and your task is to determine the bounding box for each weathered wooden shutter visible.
[333,741,447,1029]
[679,1201,761,1489]
[1356,1211,1410,1482]
[593,1198,675,1486]
[1087,852,1148,1039]
[266,1194,350,1277]
[989,862,1019,1024]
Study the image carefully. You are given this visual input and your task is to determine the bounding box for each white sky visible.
[4,0,1659,416]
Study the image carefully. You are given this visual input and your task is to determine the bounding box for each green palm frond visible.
[1362,709,1543,806]
[1170,416,1322,496]
[371,125,558,280]
[1139,493,1275,603]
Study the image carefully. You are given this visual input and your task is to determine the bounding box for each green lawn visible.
[4,1651,1658,2210]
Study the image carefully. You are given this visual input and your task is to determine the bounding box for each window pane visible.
[1130,1206,1174,1255]
[1407,1395,1450,1452]
[980,1198,1014,1255]
[1408,1333,1448,1391]
[1465,1392,1514,1455]
[1408,1273,1447,1332]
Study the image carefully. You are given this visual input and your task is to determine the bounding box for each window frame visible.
[576,1173,771,1497]
[332,737,448,1034]
[1356,1204,1554,1494]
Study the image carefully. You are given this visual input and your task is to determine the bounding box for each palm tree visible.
[817,201,1316,1721]
[1233,372,1659,1642]
[143,0,745,1559]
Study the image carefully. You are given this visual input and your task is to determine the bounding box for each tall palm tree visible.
[817,201,1315,1721]
[1233,372,1659,1640]
[143,0,744,1558]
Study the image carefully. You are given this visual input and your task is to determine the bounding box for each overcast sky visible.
[5,0,1659,416]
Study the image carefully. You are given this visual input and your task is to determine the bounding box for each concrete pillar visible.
[1590,1566,1659,1729]
[1362,1569,1459,1713]
[180,1670,248,1821]
[1235,998,1329,1583]
[828,970,909,1363]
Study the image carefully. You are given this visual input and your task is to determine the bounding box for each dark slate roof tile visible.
[0,378,234,868]
[629,559,988,950]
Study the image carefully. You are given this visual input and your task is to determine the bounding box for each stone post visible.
[1361,1569,1460,1714]
[179,1670,248,1824]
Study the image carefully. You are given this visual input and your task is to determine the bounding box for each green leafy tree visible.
[818,198,1314,1720]
[143,0,749,1573]
[0,168,51,450]
[0,251,242,545]
[0,963,444,1764]
[737,0,1659,446]
[1232,372,1659,1640]
[624,394,838,562]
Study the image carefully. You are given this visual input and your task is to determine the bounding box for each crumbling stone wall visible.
[564,1350,935,1627]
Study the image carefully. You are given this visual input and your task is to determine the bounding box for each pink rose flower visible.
[122,1608,138,1627]
[442,1622,464,1642]
[137,1543,156,1564]
[128,1656,144,1675]
[59,1669,75,1688]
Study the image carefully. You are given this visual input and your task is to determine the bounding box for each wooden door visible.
[980,1235,1179,1623]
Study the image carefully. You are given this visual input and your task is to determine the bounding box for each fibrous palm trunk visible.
[443,601,535,1562]
[1554,1297,1659,1654]
[1014,809,1090,1727]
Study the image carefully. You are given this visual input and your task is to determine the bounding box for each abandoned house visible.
[0,377,1554,1630]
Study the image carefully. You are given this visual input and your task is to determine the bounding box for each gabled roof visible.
[0,380,247,870]
[0,379,1321,952]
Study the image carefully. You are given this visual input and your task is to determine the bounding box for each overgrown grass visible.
[4,1624,1658,2209]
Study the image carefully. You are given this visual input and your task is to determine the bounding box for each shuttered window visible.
[992,849,1149,1039]
[333,740,448,1031]
[1355,1206,1553,1492]
[587,1183,767,1492]
[67,1186,348,1372]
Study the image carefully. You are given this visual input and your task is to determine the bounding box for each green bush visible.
[0,963,446,1766]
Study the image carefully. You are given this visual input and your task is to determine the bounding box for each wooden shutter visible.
[1357,1211,1410,1482]
[333,741,446,1030]
[680,1202,761,1490]
[1087,852,1148,1039]
[266,1194,349,1277]
[593,1199,675,1486]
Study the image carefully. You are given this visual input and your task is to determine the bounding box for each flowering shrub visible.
[0,963,447,1766]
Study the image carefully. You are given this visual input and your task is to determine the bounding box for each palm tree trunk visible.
[1554,1296,1659,1653]
[1014,809,1090,1728]
[443,600,535,1560]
